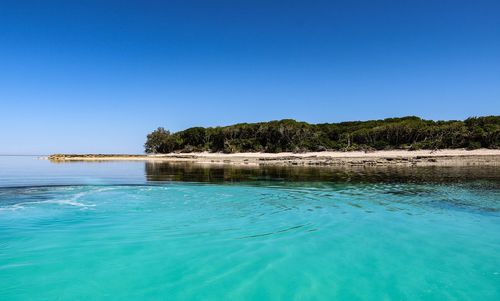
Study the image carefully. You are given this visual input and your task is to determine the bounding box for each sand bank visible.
[48,149,500,167]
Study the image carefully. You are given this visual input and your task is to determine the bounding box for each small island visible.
[49,116,500,166]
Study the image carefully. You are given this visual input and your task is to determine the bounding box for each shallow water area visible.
[0,156,499,300]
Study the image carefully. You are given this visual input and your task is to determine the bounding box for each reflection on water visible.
[145,162,500,185]
[144,163,500,213]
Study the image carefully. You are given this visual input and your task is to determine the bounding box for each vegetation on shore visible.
[145,116,500,154]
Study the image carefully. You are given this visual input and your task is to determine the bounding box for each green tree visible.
[145,116,500,153]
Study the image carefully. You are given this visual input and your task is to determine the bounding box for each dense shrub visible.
[144,116,500,153]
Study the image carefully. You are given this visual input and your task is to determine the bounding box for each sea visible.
[1,156,499,300]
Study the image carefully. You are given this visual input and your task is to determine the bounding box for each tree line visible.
[144,116,500,153]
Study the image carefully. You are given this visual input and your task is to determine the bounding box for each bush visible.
[467,141,482,150]
[145,116,500,153]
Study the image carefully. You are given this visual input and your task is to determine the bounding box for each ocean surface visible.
[0,156,499,300]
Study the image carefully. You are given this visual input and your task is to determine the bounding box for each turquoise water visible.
[1,157,499,300]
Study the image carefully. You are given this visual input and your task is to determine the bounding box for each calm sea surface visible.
[1,156,499,300]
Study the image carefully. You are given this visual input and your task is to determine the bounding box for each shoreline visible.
[48,149,500,167]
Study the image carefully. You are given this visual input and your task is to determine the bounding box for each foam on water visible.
[0,189,95,211]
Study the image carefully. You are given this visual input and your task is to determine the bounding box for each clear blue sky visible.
[1,0,499,154]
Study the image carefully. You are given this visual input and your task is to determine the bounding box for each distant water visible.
[1,156,499,300]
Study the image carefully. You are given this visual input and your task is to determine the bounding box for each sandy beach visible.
[48,149,500,166]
